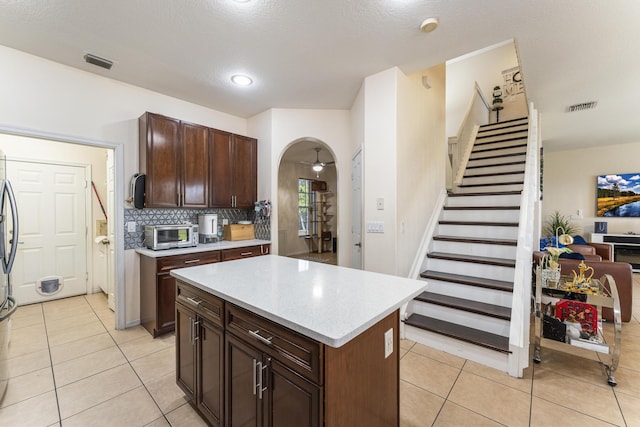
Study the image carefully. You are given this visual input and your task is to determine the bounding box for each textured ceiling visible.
[0,0,638,152]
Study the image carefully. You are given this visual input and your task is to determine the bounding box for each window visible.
[298,178,312,236]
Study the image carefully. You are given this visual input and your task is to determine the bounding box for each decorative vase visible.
[541,268,560,288]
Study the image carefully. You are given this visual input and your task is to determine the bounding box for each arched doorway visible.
[277,139,337,264]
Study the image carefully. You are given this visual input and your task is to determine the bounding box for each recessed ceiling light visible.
[420,17,439,33]
[231,74,253,86]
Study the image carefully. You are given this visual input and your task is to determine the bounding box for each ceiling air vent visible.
[567,101,598,112]
[84,53,113,70]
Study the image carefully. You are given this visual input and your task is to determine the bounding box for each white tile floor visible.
[0,275,639,426]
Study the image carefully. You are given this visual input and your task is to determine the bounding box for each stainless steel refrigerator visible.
[0,149,19,403]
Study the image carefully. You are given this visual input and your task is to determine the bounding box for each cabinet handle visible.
[192,320,200,342]
[258,362,268,400]
[249,329,273,346]
[189,317,194,344]
[252,359,258,396]
[240,252,253,256]
[185,296,202,307]
[184,259,201,264]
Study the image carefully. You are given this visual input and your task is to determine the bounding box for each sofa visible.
[565,242,612,262]
[533,247,633,322]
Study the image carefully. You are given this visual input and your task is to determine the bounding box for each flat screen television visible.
[597,173,640,217]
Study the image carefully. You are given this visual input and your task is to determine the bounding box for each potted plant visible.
[543,210,579,238]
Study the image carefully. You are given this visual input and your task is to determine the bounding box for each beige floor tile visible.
[57,363,141,419]
[533,347,609,388]
[10,304,44,330]
[145,417,171,427]
[46,319,107,347]
[400,348,409,359]
[1,366,55,408]
[62,386,162,427]
[5,323,48,359]
[463,359,533,394]
[433,401,502,427]
[95,307,116,330]
[6,348,50,378]
[400,338,415,351]
[84,292,109,309]
[400,351,460,398]
[131,346,176,384]
[49,332,116,365]
[165,402,209,427]
[145,371,189,414]
[119,332,174,362]
[612,366,640,398]
[616,392,640,427]
[532,369,623,425]
[42,298,93,321]
[410,342,466,369]
[448,371,530,427]
[44,311,100,334]
[53,346,127,387]
[109,325,153,345]
[530,396,618,426]
[0,390,59,426]
[400,380,444,427]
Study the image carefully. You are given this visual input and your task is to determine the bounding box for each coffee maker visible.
[198,214,218,243]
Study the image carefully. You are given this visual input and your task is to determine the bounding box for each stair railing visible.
[507,102,539,377]
[448,82,490,190]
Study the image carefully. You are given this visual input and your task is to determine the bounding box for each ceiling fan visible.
[308,147,335,172]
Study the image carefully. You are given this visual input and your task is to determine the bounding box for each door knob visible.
[354,242,362,247]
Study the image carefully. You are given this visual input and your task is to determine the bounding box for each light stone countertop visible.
[135,239,271,258]
[170,255,426,348]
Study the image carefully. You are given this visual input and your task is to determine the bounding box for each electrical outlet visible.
[126,221,136,233]
[366,221,384,233]
[222,218,229,226]
[376,198,384,210]
[384,328,393,359]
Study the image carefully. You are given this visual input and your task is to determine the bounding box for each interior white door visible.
[106,150,115,311]
[7,160,88,305]
[351,150,363,269]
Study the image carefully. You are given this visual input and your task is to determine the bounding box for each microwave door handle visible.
[0,180,6,273]
[3,181,18,274]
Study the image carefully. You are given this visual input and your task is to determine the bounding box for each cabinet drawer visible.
[220,245,266,261]
[176,281,224,326]
[226,304,322,383]
[157,250,221,272]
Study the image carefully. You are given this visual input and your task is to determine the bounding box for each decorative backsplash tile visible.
[124,207,271,249]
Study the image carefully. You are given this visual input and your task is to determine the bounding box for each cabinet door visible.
[181,122,209,208]
[265,359,320,427]
[143,113,181,208]
[233,135,257,208]
[226,333,261,427]
[157,272,176,333]
[197,318,224,426]
[209,130,234,207]
[176,302,197,400]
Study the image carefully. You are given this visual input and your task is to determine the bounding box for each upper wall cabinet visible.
[209,129,257,209]
[139,112,209,208]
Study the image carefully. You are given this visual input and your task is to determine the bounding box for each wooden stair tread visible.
[427,252,515,267]
[473,142,528,152]
[433,235,517,246]
[469,152,526,161]
[443,205,520,210]
[448,190,521,197]
[419,270,514,292]
[479,117,528,128]
[404,314,511,353]
[457,181,524,188]
[439,220,518,227]
[476,129,528,139]
[414,291,511,320]
[466,160,525,169]
[464,170,523,178]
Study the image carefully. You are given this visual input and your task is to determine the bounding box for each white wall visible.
[542,141,640,236]
[446,40,526,137]
[0,45,248,326]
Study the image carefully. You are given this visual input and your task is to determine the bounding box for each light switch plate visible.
[366,221,384,233]
[384,328,393,358]
[376,198,384,210]
[126,221,136,233]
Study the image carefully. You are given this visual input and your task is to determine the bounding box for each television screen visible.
[597,173,640,217]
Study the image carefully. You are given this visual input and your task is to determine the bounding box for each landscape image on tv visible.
[597,173,640,217]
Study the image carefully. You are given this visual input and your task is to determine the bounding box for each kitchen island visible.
[171,255,425,427]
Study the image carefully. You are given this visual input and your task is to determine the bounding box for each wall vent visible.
[567,101,598,112]
[84,53,113,70]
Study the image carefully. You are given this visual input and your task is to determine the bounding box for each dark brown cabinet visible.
[139,112,209,208]
[140,250,221,337]
[176,283,225,427]
[210,130,257,208]
[221,244,270,262]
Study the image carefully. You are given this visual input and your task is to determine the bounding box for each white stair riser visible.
[420,279,513,307]
[411,302,510,336]
[470,147,526,159]
[446,194,521,207]
[477,124,528,137]
[456,184,523,194]
[441,209,520,223]
[436,224,518,240]
[475,133,528,146]
[465,163,525,175]
[479,120,528,132]
[474,141,527,155]
[467,154,526,167]
[426,258,515,282]
[432,240,517,260]
[404,325,509,373]
[462,173,524,186]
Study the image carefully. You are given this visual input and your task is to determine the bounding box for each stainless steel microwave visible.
[145,224,198,250]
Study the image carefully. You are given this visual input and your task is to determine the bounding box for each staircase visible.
[404,117,529,372]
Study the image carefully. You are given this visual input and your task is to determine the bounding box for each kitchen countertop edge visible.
[135,239,271,258]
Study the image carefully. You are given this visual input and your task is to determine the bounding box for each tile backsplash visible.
[124,207,271,249]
